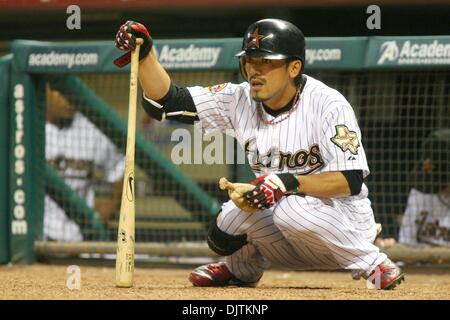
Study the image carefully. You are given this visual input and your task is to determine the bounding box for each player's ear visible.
[288,60,301,79]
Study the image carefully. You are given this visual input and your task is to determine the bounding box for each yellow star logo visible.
[331,125,360,155]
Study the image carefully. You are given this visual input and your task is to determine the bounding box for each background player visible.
[399,129,450,247]
[45,83,124,241]
[115,18,405,289]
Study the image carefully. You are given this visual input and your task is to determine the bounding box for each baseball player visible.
[115,18,405,289]
[399,129,450,247]
[45,83,124,241]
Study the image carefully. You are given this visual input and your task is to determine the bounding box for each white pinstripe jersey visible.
[188,74,370,197]
[44,113,124,241]
[399,188,450,247]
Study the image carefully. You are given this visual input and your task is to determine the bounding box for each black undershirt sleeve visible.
[340,170,364,196]
[141,83,198,124]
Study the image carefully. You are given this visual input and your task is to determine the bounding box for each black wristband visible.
[277,173,299,192]
[341,170,363,196]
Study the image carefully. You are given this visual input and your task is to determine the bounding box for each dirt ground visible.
[0,263,449,300]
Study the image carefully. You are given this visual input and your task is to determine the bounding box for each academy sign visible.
[28,51,99,69]
[305,48,342,65]
[155,44,222,69]
[377,40,450,65]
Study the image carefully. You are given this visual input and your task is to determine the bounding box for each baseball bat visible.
[115,38,143,288]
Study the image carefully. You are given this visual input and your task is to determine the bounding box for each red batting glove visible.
[245,173,299,209]
[114,20,153,67]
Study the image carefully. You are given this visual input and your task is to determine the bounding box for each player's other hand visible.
[114,20,153,67]
[245,173,299,209]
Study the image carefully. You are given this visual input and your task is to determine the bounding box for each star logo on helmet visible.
[246,28,270,49]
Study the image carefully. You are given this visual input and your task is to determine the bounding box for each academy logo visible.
[28,51,98,69]
[377,41,399,64]
[155,44,222,69]
[377,40,450,65]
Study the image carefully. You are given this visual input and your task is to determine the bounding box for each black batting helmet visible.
[236,19,306,80]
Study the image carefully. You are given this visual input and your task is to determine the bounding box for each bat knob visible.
[219,177,235,191]
[219,177,229,190]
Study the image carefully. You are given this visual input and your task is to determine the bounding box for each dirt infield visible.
[0,263,449,300]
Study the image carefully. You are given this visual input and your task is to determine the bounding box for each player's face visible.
[243,56,299,108]
[46,84,76,120]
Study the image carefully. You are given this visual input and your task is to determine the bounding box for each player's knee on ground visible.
[207,214,248,256]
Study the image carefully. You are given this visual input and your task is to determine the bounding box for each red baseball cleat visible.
[365,258,405,290]
[188,262,258,287]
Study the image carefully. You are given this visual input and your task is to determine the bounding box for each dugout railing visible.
[1,36,449,264]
